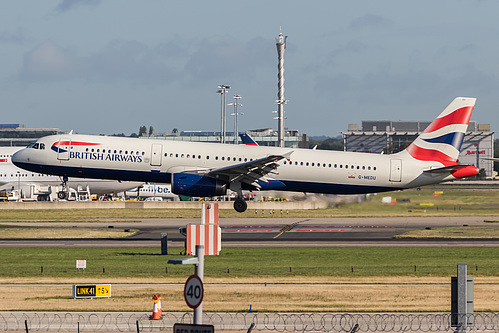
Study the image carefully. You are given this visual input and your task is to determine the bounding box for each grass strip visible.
[0,247,498,279]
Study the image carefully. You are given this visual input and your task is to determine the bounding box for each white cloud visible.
[20,42,80,82]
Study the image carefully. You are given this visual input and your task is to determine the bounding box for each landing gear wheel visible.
[57,191,68,200]
[234,198,247,213]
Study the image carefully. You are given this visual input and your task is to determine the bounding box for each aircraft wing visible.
[204,152,293,189]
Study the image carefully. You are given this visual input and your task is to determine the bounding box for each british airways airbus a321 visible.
[12,97,479,212]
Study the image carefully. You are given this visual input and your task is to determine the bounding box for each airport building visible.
[342,120,495,177]
[144,128,308,148]
[0,124,66,147]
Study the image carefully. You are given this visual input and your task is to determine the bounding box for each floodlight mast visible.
[217,85,231,144]
[228,95,243,144]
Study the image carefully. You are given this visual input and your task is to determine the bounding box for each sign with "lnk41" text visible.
[72,284,111,298]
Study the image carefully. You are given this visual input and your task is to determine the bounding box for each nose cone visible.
[12,148,38,173]
[11,149,26,168]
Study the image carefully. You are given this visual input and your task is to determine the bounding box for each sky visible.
[1,0,498,137]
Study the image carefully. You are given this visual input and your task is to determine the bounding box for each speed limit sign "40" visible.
[184,275,204,309]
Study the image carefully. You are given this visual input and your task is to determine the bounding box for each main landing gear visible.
[231,181,248,213]
[234,197,247,213]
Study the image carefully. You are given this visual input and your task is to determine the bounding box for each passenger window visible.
[215,156,218,160]
[306,162,309,166]
[311,163,314,166]
[198,155,201,159]
[340,165,343,168]
[374,167,377,171]
[300,162,303,166]
[368,166,371,170]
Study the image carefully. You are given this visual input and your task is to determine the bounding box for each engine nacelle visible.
[172,173,227,197]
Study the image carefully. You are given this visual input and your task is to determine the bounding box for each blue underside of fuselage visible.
[14,162,398,195]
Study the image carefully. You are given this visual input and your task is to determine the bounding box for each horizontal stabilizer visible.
[423,165,469,173]
[424,164,478,178]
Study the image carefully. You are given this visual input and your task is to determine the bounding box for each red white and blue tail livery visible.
[12,97,479,212]
[406,97,474,165]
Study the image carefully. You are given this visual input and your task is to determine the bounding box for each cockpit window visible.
[26,141,45,150]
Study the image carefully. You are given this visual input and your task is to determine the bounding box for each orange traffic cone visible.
[151,295,161,320]
[157,294,163,316]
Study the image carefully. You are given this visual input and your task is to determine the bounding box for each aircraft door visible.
[150,143,163,166]
[389,159,402,182]
[57,137,71,161]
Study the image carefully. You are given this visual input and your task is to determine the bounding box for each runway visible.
[0,216,498,247]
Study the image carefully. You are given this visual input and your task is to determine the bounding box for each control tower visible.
[275,32,287,148]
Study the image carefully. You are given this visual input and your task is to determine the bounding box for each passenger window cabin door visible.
[389,159,402,182]
[150,143,162,166]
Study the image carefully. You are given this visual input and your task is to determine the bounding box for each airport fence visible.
[1,312,498,332]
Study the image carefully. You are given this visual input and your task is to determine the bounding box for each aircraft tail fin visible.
[405,97,476,165]
[240,133,258,146]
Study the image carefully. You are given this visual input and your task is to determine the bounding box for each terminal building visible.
[145,128,308,148]
[342,120,494,177]
[0,124,66,147]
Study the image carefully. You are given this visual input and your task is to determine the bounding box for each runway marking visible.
[221,225,391,233]
[273,222,300,239]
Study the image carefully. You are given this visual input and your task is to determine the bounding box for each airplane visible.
[12,97,479,211]
[1,146,143,200]
[125,184,178,201]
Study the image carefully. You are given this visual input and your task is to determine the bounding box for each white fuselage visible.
[1,146,143,195]
[11,134,456,195]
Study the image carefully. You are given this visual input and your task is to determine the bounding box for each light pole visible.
[217,85,230,144]
[228,95,243,145]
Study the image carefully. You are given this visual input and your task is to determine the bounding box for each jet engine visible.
[171,173,227,197]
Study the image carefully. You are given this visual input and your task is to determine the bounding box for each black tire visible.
[57,191,68,200]
[234,198,247,213]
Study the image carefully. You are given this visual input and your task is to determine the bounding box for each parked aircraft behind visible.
[12,97,479,211]
[125,184,178,201]
[1,147,142,200]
